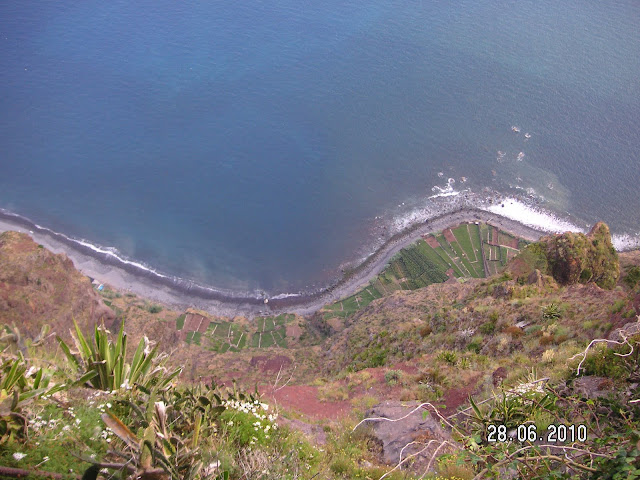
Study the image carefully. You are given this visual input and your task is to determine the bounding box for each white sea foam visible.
[270,292,302,300]
[612,234,640,251]
[429,178,461,199]
[481,197,584,234]
[33,220,172,279]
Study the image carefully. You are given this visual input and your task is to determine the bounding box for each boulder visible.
[356,401,456,474]
[527,269,545,288]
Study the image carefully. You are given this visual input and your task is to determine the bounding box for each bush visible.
[623,266,640,288]
[437,350,458,365]
[419,324,433,337]
[479,321,496,335]
[542,303,562,320]
[384,370,401,385]
[610,299,627,314]
[148,304,163,314]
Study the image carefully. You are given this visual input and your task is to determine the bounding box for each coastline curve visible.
[1,206,548,318]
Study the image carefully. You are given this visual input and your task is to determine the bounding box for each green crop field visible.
[185,331,201,346]
[321,222,527,321]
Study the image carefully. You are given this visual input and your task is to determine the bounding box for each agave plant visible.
[57,318,181,392]
[541,302,562,320]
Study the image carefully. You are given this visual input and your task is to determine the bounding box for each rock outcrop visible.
[543,222,619,289]
[356,401,456,474]
[510,222,619,289]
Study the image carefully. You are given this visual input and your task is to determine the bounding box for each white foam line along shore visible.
[1,199,637,318]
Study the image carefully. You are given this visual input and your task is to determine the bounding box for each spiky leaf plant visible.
[57,318,181,392]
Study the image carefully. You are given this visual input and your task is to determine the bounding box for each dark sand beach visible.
[0,207,549,318]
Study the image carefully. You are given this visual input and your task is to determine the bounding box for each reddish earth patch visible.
[500,233,519,249]
[441,374,481,417]
[286,324,302,339]
[443,229,457,244]
[445,268,457,283]
[424,235,441,249]
[184,313,210,333]
[259,385,351,421]
[487,226,499,244]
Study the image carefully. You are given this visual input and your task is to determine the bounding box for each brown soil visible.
[441,374,481,417]
[260,385,351,421]
[424,235,441,249]
[500,233,520,249]
[443,229,457,244]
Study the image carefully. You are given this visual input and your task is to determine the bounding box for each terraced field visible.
[175,312,298,352]
[321,222,526,319]
[174,222,526,348]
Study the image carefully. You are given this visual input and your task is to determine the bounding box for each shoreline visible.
[1,206,547,318]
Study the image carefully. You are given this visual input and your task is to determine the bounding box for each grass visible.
[453,224,477,261]
[185,331,202,345]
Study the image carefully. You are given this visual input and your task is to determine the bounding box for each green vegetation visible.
[542,222,619,289]
[2,220,638,479]
[147,304,163,314]
[624,265,640,288]
[322,222,526,321]
[57,318,182,392]
[541,302,562,320]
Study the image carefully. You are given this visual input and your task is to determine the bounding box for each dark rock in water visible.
[356,401,456,474]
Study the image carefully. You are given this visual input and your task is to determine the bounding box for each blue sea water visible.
[1,1,639,294]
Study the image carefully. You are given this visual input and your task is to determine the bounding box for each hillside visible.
[0,231,115,339]
[1,224,640,479]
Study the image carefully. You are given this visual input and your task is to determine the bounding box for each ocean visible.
[1,1,639,296]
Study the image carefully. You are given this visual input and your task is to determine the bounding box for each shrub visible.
[148,304,163,314]
[437,350,458,365]
[504,325,524,338]
[467,336,483,354]
[610,299,627,314]
[542,302,562,320]
[623,266,640,288]
[384,370,401,385]
[579,344,630,380]
[479,321,496,335]
[419,324,433,337]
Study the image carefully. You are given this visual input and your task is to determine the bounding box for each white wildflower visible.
[13,452,27,461]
